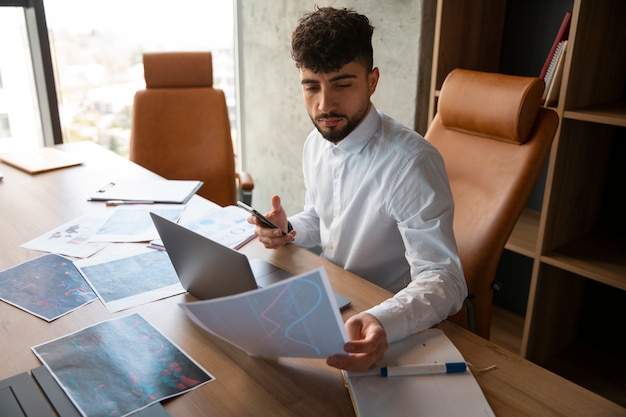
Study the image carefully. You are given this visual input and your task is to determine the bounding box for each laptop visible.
[150,212,351,310]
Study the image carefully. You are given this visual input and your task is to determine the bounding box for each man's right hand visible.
[248,194,295,248]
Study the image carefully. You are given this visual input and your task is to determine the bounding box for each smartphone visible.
[237,201,287,235]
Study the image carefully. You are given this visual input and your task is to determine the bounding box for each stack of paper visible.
[87,179,202,204]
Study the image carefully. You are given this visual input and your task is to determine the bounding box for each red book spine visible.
[539,11,572,79]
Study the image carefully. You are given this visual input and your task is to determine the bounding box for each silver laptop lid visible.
[150,212,259,299]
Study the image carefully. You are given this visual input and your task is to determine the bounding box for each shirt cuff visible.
[364,302,407,344]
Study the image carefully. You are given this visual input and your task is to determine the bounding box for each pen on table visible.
[349,362,467,378]
[105,200,155,206]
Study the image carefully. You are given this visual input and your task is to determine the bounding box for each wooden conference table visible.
[0,141,623,417]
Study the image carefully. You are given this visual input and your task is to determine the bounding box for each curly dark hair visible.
[291,6,374,73]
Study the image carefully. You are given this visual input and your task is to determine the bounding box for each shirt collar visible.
[327,104,380,154]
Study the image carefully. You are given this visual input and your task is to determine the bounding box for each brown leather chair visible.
[130,52,253,207]
[425,68,559,339]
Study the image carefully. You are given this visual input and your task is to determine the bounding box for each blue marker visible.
[380,361,467,377]
[351,362,467,377]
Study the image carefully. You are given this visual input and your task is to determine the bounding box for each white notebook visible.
[343,328,495,417]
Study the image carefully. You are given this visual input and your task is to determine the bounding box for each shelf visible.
[505,208,540,257]
[432,0,625,404]
[427,0,507,123]
[541,231,626,290]
[563,101,626,127]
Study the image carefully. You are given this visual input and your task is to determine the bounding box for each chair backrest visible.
[425,68,559,339]
[130,52,237,206]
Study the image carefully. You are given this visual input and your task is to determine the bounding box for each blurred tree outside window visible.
[44,0,236,158]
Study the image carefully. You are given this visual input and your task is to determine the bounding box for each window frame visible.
[1,0,62,145]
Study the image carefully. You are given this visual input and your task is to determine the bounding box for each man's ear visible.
[368,67,380,95]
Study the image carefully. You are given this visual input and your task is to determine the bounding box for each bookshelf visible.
[428,0,626,406]
[427,0,506,123]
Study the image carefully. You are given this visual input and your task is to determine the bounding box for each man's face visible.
[300,62,379,143]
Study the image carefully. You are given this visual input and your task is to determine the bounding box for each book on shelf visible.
[539,11,572,80]
[542,39,567,103]
[544,40,568,107]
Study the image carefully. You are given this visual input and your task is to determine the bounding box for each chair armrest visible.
[236,171,254,191]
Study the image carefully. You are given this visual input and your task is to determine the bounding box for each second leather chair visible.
[130,51,253,206]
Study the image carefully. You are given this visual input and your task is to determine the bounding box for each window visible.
[0,6,46,152]
[43,0,236,157]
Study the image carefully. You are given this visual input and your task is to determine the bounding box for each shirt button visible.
[334,171,339,178]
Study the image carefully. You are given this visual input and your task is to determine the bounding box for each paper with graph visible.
[32,313,213,417]
[179,267,349,358]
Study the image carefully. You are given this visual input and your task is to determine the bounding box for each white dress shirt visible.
[289,105,467,343]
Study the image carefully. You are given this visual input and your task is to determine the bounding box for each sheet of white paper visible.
[89,205,185,242]
[180,205,256,249]
[344,328,495,417]
[75,245,185,312]
[21,209,111,258]
[150,204,256,250]
[180,267,349,358]
[179,195,221,217]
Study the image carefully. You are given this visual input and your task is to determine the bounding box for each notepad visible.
[0,147,83,174]
[343,328,495,417]
[87,178,203,204]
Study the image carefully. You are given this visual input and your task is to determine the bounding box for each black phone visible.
[237,201,287,235]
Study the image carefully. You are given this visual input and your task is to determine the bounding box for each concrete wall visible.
[236,1,431,215]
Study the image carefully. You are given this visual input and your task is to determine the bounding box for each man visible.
[248,7,467,372]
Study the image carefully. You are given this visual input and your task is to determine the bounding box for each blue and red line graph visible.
[180,267,348,358]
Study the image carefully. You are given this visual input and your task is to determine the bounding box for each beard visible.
[311,103,370,143]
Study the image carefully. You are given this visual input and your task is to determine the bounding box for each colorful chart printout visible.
[32,313,213,417]
[0,253,97,321]
[76,249,183,312]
